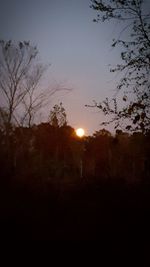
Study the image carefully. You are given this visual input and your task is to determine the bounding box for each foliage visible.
[90,0,150,133]
[49,102,67,127]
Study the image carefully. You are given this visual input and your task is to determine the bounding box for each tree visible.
[49,102,67,127]
[0,40,57,130]
[93,128,112,137]
[90,0,150,133]
[0,40,63,176]
[0,41,36,128]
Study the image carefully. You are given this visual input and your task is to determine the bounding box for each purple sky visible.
[1,0,148,134]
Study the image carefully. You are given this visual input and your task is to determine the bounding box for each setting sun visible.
[76,128,85,138]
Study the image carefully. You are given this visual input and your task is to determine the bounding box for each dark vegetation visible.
[0,0,150,240]
[89,0,150,133]
[0,122,150,240]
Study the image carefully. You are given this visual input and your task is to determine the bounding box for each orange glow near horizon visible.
[76,128,85,138]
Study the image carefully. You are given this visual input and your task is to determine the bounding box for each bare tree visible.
[0,41,36,127]
[0,40,59,131]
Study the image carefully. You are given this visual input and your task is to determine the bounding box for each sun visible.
[76,128,85,138]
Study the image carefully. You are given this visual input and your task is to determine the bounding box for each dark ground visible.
[0,178,150,241]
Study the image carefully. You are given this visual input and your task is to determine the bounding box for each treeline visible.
[84,129,150,183]
[0,123,150,188]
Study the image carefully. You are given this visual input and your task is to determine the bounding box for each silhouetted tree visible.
[90,0,150,133]
[0,40,61,130]
[0,40,67,177]
[49,102,67,127]
[0,41,38,128]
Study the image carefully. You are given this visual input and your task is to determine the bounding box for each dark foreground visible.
[0,178,150,241]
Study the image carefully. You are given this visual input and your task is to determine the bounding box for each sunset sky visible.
[1,0,149,134]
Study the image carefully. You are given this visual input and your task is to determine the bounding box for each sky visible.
[0,0,143,135]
